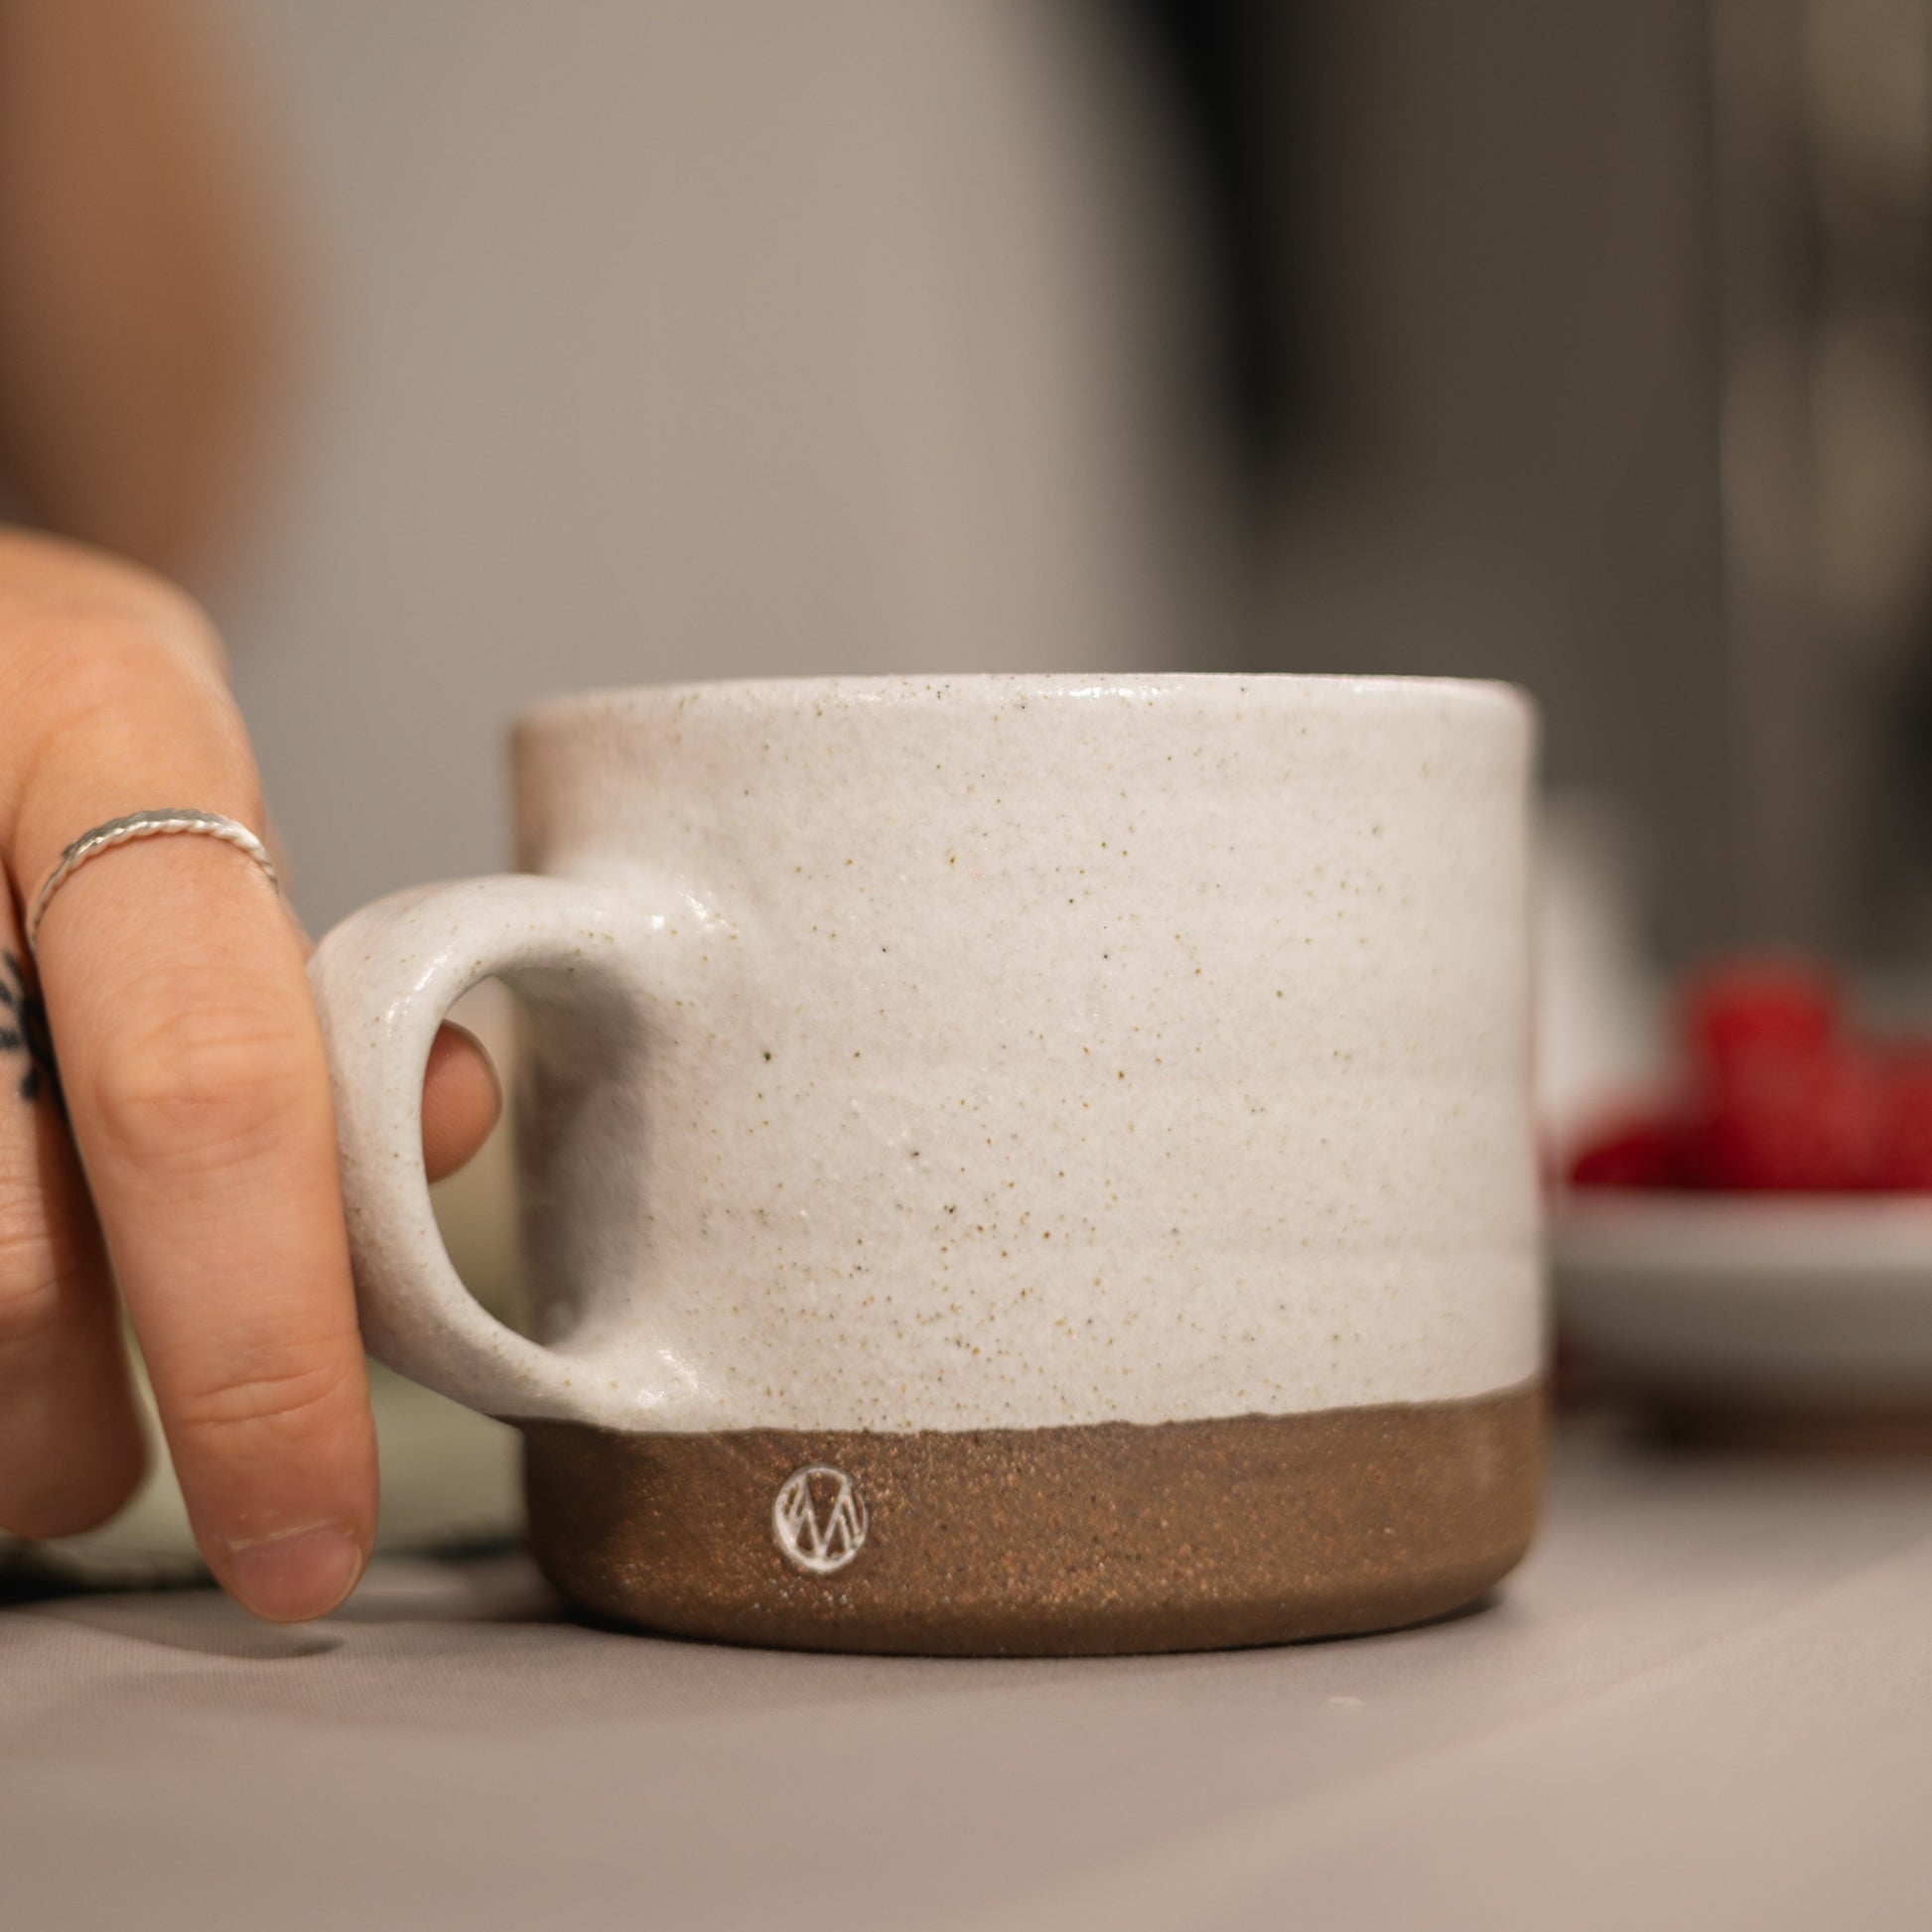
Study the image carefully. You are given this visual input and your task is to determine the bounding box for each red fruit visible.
[1681,958,1839,1072]
[1876,1049,1932,1191]
[1570,956,1931,1193]
[1567,1115,1683,1189]
[1681,1048,1887,1192]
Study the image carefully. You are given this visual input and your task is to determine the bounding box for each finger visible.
[0,931,145,1537]
[422,1022,499,1184]
[5,613,373,1619]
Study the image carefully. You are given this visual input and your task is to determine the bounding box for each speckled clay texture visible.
[522,1385,1541,1655]
[311,674,1540,1438]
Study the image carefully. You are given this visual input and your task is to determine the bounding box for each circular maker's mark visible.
[772,1464,869,1576]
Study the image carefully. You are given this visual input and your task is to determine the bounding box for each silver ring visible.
[24,809,281,955]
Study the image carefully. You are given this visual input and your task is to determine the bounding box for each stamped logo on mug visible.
[772,1465,869,1576]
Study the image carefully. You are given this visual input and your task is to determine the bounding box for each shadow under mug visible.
[310,674,1543,1654]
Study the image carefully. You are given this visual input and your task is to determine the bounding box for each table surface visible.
[4,1422,1930,1932]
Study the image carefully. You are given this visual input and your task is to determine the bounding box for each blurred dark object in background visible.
[1122,0,1332,492]
[1711,0,1932,961]
[1132,0,1932,970]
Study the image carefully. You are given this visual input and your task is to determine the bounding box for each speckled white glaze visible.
[310,674,1540,1434]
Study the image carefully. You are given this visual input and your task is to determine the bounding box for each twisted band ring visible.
[24,809,281,955]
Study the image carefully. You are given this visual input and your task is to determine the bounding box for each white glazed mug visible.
[310,674,1542,1653]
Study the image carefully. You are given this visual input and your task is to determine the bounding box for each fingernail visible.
[222,1522,364,1622]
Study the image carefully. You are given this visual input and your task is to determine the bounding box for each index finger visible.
[4,610,374,1620]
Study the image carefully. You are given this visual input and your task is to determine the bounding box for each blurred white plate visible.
[1553,1193,1932,1420]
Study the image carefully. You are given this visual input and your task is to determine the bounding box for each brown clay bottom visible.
[517,1384,1541,1656]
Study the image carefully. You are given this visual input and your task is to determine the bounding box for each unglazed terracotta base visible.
[518,1382,1541,1656]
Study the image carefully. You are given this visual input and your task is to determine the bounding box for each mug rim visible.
[517,670,1533,735]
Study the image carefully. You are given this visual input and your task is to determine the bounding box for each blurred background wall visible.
[201,1,1932,971]
[212,0,1241,929]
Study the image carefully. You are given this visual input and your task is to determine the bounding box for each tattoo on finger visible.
[0,951,61,1108]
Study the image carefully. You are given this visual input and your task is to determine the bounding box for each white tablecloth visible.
[5,1424,1930,1931]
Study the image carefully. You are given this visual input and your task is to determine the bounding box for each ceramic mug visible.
[310,674,1542,1654]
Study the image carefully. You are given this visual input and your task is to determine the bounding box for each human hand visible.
[0,528,499,1618]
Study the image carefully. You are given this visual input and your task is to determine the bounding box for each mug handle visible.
[308,875,659,1425]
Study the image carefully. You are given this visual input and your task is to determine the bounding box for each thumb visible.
[422,1021,501,1183]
